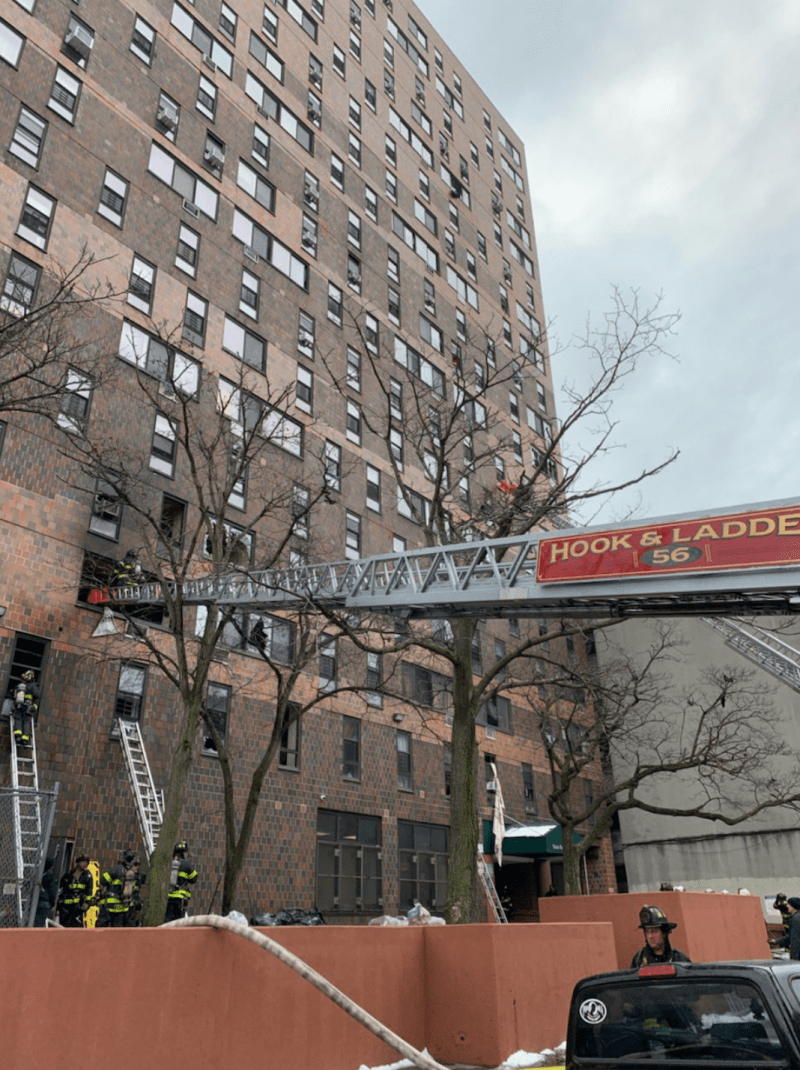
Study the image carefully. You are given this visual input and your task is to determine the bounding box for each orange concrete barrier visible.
[0,921,617,1069]
[539,892,771,969]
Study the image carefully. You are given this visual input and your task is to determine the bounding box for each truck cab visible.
[568,961,800,1070]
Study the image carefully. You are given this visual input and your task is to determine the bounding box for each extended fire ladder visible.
[9,717,42,925]
[117,720,163,858]
[478,850,508,923]
[701,617,800,694]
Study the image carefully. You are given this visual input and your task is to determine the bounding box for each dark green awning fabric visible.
[482,819,581,857]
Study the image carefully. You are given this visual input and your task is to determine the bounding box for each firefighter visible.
[97,849,137,927]
[57,855,94,928]
[111,549,142,588]
[165,841,198,922]
[774,893,792,936]
[12,670,40,746]
[126,857,147,926]
[630,905,691,967]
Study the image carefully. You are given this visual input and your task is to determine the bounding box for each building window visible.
[237,159,274,211]
[396,730,412,791]
[182,292,207,346]
[203,681,230,755]
[128,255,156,313]
[171,2,234,75]
[324,441,341,491]
[345,510,361,558]
[346,400,362,445]
[389,378,402,420]
[10,106,46,168]
[292,483,309,539]
[1,253,39,316]
[222,315,266,371]
[89,478,122,540]
[252,124,270,168]
[204,518,252,567]
[114,664,146,722]
[365,77,376,110]
[274,0,316,41]
[349,95,361,129]
[365,651,382,706]
[298,310,315,358]
[307,89,322,127]
[17,185,55,250]
[522,763,536,812]
[58,369,92,434]
[97,169,128,227]
[401,662,452,712]
[348,132,361,167]
[330,153,344,190]
[131,16,156,63]
[346,346,361,390]
[387,246,400,283]
[301,214,318,256]
[347,254,362,292]
[240,268,259,319]
[197,74,217,120]
[159,494,186,549]
[385,135,397,167]
[309,53,322,88]
[327,282,343,325]
[398,821,448,913]
[342,715,360,778]
[365,185,378,222]
[303,170,319,211]
[365,313,378,354]
[175,223,199,277]
[263,6,278,42]
[347,211,362,251]
[387,286,400,325]
[150,413,177,477]
[1,17,25,67]
[332,43,346,78]
[320,635,337,692]
[389,428,403,469]
[219,2,237,41]
[316,810,382,913]
[296,366,313,413]
[49,66,81,122]
[279,706,301,770]
[349,29,361,61]
[385,170,397,202]
[63,16,94,68]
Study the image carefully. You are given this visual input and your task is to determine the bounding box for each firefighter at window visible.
[630,905,691,967]
[57,855,93,928]
[12,670,40,746]
[112,548,142,588]
[97,849,137,927]
[165,841,198,922]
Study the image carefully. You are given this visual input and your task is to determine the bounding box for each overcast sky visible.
[423,0,800,526]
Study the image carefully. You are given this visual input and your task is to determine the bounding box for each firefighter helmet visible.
[638,905,677,931]
[122,849,136,865]
[174,841,188,856]
[21,670,35,681]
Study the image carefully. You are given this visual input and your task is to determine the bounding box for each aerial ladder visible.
[477,848,508,923]
[117,719,163,858]
[9,717,42,925]
[701,617,800,694]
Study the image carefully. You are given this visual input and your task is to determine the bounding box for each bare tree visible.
[0,247,119,418]
[319,287,681,922]
[59,330,336,925]
[530,623,800,893]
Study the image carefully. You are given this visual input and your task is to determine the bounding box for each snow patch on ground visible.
[355,1040,566,1070]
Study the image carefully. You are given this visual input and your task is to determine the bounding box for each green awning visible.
[482,819,581,858]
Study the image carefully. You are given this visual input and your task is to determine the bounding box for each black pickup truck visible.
[567,961,800,1070]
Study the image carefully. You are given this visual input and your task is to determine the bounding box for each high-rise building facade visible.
[0,0,614,920]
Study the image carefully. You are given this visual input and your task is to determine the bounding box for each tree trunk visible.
[445,621,482,924]
[142,697,202,926]
[561,823,582,896]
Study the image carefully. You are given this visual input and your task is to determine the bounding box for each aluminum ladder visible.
[478,850,508,923]
[701,617,800,694]
[117,719,163,858]
[9,716,42,925]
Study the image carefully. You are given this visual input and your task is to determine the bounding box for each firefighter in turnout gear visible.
[111,548,142,588]
[631,905,691,967]
[165,841,198,922]
[57,855,94,927]
[12,670,40,746]
[97,849,138,927]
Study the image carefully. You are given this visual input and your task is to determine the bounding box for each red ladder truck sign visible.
[537,504,800,583]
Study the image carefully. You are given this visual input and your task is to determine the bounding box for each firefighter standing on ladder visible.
[13,670,40,746]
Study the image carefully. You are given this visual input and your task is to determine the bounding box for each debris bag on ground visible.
[251,906,326,926]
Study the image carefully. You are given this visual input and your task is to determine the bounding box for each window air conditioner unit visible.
[298,330,314,347]
[257,105,271,121]
[492,199,502,216]
[204,144,225,170]
[310,70,321,87]
[156,103,178,131]
[243,245,260,263]
[351,12,361,28]
[348,271,362,286]
[202,53,217,70]
[182,199,200,218]
[301,232,316,250]
[66,25,93,60]
[486,779,498,793]
[415,88,425,102]
[159,381,177,401]
[460,162,469,180]
[307,106,321,123]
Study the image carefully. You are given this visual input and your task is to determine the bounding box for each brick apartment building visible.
[0,0,614,922]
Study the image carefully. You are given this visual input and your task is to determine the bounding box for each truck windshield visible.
[573,979,788,1064]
